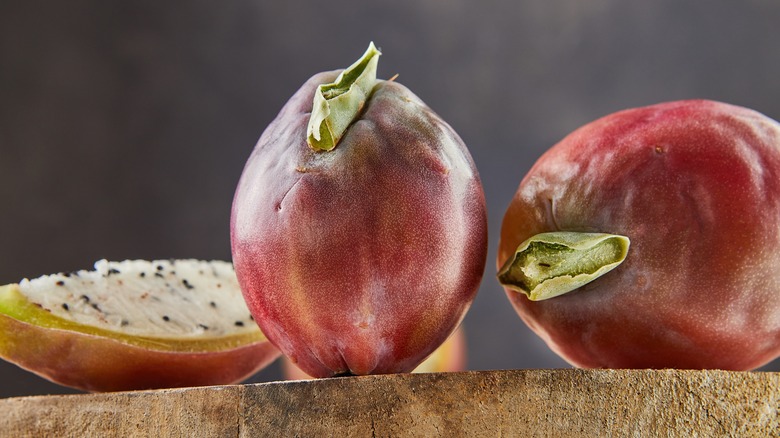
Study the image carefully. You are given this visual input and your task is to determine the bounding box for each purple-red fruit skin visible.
[232,71,487,377]
[498,99,780,370]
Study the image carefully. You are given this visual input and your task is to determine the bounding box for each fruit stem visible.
[497,232,630,301]
[307,42,381,152]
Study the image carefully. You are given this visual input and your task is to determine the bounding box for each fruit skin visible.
[232,71,487,378]
[497,99,780,370]
[281,325,467,380]
[0,307,279,392]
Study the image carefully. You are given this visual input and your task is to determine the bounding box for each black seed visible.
[210,301,217,308]
[162,315,170,322]
[63,272,71,278]
[139,272,146,278]
[198,324,209,330]
[249,315,254,321]
[56,280,65,286]
[156,265,164,271]
[154,272,164,278]
[171,270,176,276]
[235,321,244,327]
[538,263,551,268]
[182,279,194,290]
[62,303,69,311]
[121,319,129,326]
[91,303,101,312]
[81,295,90,302]
[108,268,120,275]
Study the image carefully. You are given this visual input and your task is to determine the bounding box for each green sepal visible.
[497,232,630,301]
[307,42,381,151]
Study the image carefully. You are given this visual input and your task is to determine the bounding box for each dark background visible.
[1,1,779,398]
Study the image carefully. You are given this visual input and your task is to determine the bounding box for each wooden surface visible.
[1,369,778,437]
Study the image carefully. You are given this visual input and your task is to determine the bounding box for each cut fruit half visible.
[0,259,280,392]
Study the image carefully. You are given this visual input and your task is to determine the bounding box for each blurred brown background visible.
[1,1,779,397]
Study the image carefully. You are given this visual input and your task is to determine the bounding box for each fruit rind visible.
[0,311,279,392]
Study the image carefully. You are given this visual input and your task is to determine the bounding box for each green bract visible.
[498,232,630,301]
[306,42,381,151]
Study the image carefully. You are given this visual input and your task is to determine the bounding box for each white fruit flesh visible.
[16,259,257,339]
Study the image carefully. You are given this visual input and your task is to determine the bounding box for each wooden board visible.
[1,369,778,437]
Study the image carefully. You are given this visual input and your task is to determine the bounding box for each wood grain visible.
[1,369,778,437]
